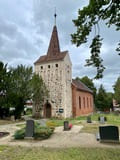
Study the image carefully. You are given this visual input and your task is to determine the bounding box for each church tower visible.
[33,15,72,118]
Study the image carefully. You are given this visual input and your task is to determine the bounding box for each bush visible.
[46,121,56,130]
[25,108,32,115]
[14,128,25,139]
[14,123,54,140]
[34,126,53,140]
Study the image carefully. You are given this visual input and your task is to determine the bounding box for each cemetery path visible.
[0,123,120,148]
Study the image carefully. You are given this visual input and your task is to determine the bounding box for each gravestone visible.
[64,121,69,131]
[87,116,92,123]
[11,115,15,122]
[25,120,34,138]
[99,126,119,142]
[100,116,105,124]
[98,116,107,124]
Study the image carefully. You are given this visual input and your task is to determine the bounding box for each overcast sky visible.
[0,0,120,92]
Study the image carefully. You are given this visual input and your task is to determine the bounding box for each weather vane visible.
[54,7,57,25]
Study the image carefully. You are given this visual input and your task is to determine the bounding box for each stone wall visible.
[34,53,72,118]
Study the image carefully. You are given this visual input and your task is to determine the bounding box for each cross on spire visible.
[54,8,57,26]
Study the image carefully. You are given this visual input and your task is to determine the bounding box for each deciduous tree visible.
[71,0,120,79]
[114,77,120,104]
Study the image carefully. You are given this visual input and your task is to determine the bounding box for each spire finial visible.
[54,7,57,26]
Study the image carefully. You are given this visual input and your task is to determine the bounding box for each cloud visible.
[0,0,119,93]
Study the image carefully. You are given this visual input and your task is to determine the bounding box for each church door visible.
[44,103,52,118]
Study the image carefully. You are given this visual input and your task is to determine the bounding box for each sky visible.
[0,0,120,92]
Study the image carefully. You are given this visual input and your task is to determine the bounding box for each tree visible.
[76,76,96,94]
[8,65,33,119]
[0,62,11,118]
[114,77,120,104]
[96,84,108,111]
[71,0,120,79]
[106,92,113,109]
[31,74,49,118]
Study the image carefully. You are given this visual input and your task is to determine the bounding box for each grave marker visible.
[99,126,119,143]
[25,120,34,138]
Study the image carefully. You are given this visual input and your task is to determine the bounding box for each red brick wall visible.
[72,85,94,117]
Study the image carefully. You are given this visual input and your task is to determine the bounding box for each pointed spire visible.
[47,25,60,57]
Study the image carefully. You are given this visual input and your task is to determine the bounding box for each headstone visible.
[99,126,119,142]
[11,115,15,122]
[87,116,92,123]
[64,121,69,131]
[100,116,105,124]
[98,116,107,124]
[25,120,34,138]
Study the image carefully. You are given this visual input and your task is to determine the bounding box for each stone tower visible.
[33,24,72,118]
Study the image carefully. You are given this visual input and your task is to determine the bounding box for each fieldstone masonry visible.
[33,25,72,118]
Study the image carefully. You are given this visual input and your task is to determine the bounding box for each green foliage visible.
[25,108,32,115]
[71,0,120,79]
[106,92,113,109]
[95,90,113,111]
[34,126,53,140]
[31,74,49,117]
[76,76,96,94]
[7,65,33,119]
[96,84,108,111]
[46,121,57,130]
[14,122,54,140]
[0,61,11,118]
[14,128,25,139]
[0,61,49,119]
[114,77,120,104]
[85,35,105,79]
[0,146,120,160]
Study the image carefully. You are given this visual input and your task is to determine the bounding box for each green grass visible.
[0,146,120,160]
[48,113,120,126]
[47,113,120,134]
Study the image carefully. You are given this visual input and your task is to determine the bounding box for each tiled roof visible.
[47,25,60,56]
[34,25,68,64]
[34,51,67,64]
[72,79,93,93]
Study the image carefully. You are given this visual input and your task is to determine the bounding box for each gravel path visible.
[0,123,120,148]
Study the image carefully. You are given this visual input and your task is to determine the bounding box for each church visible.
[33,18,94,118]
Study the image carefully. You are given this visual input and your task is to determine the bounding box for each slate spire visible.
[47,12,60,57]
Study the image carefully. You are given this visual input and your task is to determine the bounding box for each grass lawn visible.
[0,146,120,160]
[47,113,120,134]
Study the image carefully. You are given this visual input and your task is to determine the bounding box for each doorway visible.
[44,102,52,118]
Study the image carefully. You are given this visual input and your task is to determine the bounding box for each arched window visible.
[87,97,89,107]
[79,96,81,109]
[90,97,92,107]
[83,97,85,108]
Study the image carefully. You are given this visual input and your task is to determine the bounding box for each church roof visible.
[34,25,67,65]
[34,51,67,64]
[72,79,93,93]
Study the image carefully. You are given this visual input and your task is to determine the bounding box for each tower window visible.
[41,66,43,69]
[56,64,58,67]
[48,65,50,68]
